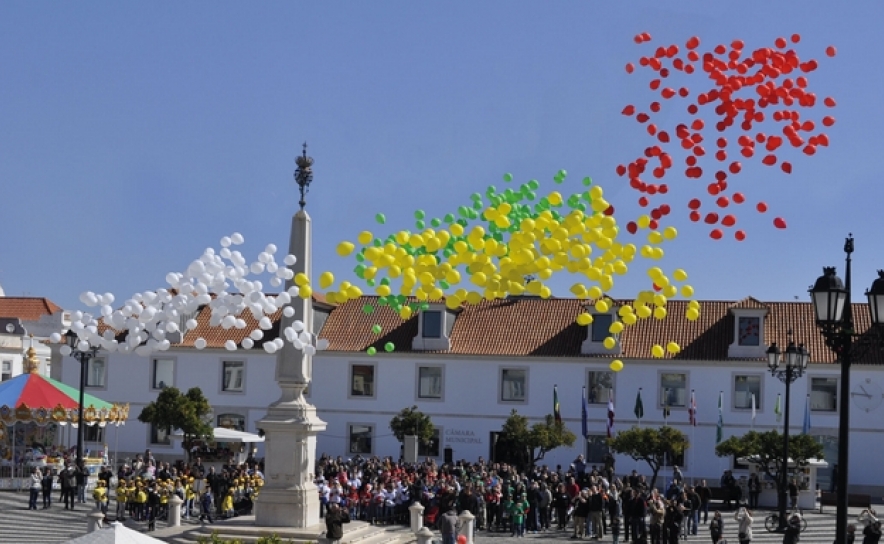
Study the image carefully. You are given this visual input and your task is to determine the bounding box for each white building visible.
[57,294,884,495]
[0,291,68,380]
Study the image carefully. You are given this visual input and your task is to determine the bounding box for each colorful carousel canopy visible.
[0,347,129,429]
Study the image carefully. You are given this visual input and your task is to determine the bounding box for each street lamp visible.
[64,331,100,466]
[809,236,884,544]
[766,333,809,531]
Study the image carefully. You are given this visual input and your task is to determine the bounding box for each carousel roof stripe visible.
[0,373,114,412]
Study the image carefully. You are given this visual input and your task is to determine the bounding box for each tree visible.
[715,430,823,505]
[608,426,689,489]
[498,410,577,469]
[389,406,434,444]
[138,387,213,459]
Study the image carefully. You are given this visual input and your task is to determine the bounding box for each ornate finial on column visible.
[25,335,40,374]
[295,142,314,210]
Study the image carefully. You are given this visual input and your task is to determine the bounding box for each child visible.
[199,488,215,524]
[116,480,128,521]
[92,480,109,519]
[222,488,235,519]
[511,494,527,538]
[611,514,622,544]
[184,477,196,519]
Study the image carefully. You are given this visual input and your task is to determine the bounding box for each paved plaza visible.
[0,490,877,544]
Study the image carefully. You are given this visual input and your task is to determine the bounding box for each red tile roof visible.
[730,297,769,311]
[317,296,884,365]
[0,297,63,321]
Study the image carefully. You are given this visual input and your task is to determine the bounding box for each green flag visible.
[634,388,644,420]
[716,391,724,444]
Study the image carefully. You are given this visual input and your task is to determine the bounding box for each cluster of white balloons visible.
[50,233,329,357]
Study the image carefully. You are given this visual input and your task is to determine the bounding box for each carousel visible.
[0,344,129,489]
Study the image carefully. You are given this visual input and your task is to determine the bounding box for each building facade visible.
[56,295,884,495]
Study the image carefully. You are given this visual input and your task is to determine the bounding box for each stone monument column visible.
[256,146,326,528]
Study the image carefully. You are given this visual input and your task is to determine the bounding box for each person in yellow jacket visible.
[134,481,148,522]
[116,481,128,521]
[185,477,197,519]
[222,488,235,519]
[92,480,109,517]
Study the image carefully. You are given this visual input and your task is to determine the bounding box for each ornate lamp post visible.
[766,332,809,531]
[64,331,100,465]
[809,235,884,544]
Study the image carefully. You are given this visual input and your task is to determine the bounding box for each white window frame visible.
[149,422,172,445]
[500,366,529,404]
[413,305,453,351]
[587,370,614,405]
[221,360,245,393]
[85,357,107,389]
[737,316,762,347]
[809,376,839,413]
[151,357,176,390]
[728,308,767,359]
[348,423,374,455]
[732,373,763,411]
[580,310,622,355]
[659,371,689,409]
[349,363,376,399]
[416,365,444,401]
[1,360,11,381]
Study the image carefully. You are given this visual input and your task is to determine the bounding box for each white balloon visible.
[165,322,179,334]
[186,319,199,330]
[165,273,179,287]
[231,232,244,245]
[77,341,90,351]
[195,338,207,350]
[49,332,61,344]
[258,252,271,264]
[304,345,316,356]
[263,343,277,354]
[265,244,277,254]
[219,247,232,259]
[60,345,72,356]
[266,262,279,274]
[274,338,284,349]
[292,338,303,350]
[235,318,246,329]
[316,338,330,351]
[220,236,232,247]
[259,316,272,330]
[283,306,295,318]
[270,277,282,287]
[225,340,237,351]
[241,338,254,350]
[249,329,264,341]
[292,320,305,332]
[284,254,297,266]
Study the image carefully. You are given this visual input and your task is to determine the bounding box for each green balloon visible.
[373,238,383,247]
[486,185,497,195]
[420,302,430,311]
[415,220,425,230]
[375,213,386,224]
[444,213,455,223]
[363,304,375,314]
[415,209,425,219]
[371,324,382,334]
[471,192,482,201]
[366,346,377,356]
[583,176,593,186]
[366,278,375,287]
[528,179,540,191]
[430,218,441,227]
[380,277,390,286]
[576,202,587,212]
[384,342,395,352]
[525,191,536,201]
[355,253,365,262]
[472,201,483,211]
[354,265,366,278]
[458,206,470,218]
[439,280,450,289]
[503,173,513,182]
[558,169,567,178]
[443,248,453,258]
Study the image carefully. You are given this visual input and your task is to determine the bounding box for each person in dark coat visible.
[782,514,801,544]
[41,468,54,509]
[709,510,724,544]
[863,521,882,544]
[326,502,351,544]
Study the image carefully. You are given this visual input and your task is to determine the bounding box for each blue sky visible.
[2,2,883,313]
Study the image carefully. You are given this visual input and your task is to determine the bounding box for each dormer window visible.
[728,298,768,358]
[422,311,442,339]
[413,305,454,351]
[581,310,622,355]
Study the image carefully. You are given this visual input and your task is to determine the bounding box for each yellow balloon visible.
[686,308,700,321]
[667,342,681,354]
[399,306,413,319]
[673,268,688,282]
[357,231,373,245]
[653,307,667,320]
[595,299,609,313]
[319,272,334,289]
[681,285,694,297]
[576,312,593,326]
[610,360,624,372]
[636,305,652,319]
[651,344,665,358]
[336,241,355,257]
[298,285,313,299]
[622,313,637,325]
[376,285,391,297]
[294,272,309,286]
[548,191,563,206]
[609,321,624,334]
[603,337,616,350]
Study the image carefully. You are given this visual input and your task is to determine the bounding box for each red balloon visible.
[756,202,768,213]
[604,205,615,216]
[688,198,701,210]
[773,217,787,229]
[626,63,635,74]
[781,162,793,174]
[733,192,746,204]
[775,37,787,49]
[627,221,638,234]
[704,212,719,224]
[791,34,801,44]
[824,97,837,107]
[826,45,837,57]
[689,211,700,222]
[716,196,730,208]
[735,230,746,241]
[458,535,468,544]
[622,105,636,116]
[710,229,723,240]
[729,162,742,174]
[822,116,836,127]
[653,283,662,292]
[762,154,778,166]
[722,215,737,227]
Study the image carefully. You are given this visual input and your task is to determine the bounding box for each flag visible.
[689,389,697,426]
[634,388,644,420]
[607,389,615,438]
[751,393,757,424]
[803,394,812,434]
[663,388,671,422]
[775,393,783,423]
[581,386,589,439]
[716,391,724,444]
[554,385,562,424]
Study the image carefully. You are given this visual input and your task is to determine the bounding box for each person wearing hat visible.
[222,487,235,519]
[92,479,109,517]
[116,480,128,521]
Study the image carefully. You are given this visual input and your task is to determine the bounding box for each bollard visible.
[87,507,105,532]
[168,494,184,527]
[458,510,475,544]
[409,501,426,533]
[415,526,435,544]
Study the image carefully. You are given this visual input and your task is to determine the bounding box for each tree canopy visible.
[499,410,577,468]
[389,405,434,444]
[715,430,823,496]
[138,387,213,458]
[607,426,689,490]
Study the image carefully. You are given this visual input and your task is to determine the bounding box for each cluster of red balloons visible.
[619,33,837,241]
